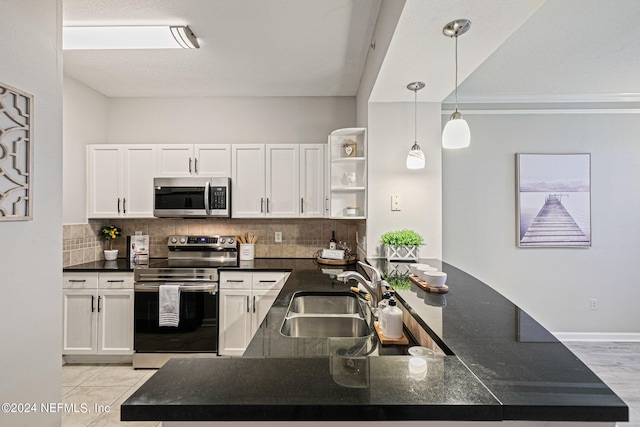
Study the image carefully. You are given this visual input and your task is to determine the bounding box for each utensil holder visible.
[239,244,255,260]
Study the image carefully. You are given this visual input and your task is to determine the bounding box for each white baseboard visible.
[553,332,640,342]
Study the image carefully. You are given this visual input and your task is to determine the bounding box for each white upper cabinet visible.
[327,128,367,219]
[232,144,266,217]
[157,144,231,177]
[266,144,299,218]
[299,144,325,218]
[232,144,324,218]
[88,145,156,218]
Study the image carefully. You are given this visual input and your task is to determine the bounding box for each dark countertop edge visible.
[502,405,629,421]
[122,404,502,422]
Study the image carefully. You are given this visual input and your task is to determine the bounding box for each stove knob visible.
[170,237,178,244]
[179,237,187,244]
[219,237,226,244]
[228,237,235,244]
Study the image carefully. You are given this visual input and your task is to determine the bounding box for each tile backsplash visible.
[63,218,364,267]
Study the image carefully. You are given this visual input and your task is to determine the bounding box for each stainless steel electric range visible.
[133,235,237,368]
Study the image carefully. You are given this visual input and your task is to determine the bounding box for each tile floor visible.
[61,342,640,427]
[61,364,158,427]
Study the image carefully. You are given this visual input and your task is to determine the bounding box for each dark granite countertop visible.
[118,257,628,423]
[63,258,136,272]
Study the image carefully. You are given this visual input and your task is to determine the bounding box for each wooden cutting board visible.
[409,275,449,293]
[374,321,409,345]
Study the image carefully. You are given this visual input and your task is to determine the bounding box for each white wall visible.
[367,102,442,259]
[107,96,355,144]
[63,77,109,224]
[443,111,640,335]
[355,0,406,126]
[0,1,63,426]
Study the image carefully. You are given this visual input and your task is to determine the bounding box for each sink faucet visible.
[336,261,384,308]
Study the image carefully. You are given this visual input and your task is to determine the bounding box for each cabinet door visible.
[157,145,194,177]
[231,145,265,217]
[266,145,299,217]
[252,290,279,334]
[194,144,231,177]
[218,290,252,356]
[122,145,156,217]
[97,290,134,355]
[300,144,325,218]
[87,145,123,218]
[62,290,98,355]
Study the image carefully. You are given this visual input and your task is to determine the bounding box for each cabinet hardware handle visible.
[246,296,250,313]
[194,158,198,174]
[97,295,102,313]
[266,198,270,213]
[325,196,329,212]
[260,198,264,213]
[253,296,256,313]
[189,157,192,173]
[69,279,86,283]
[117,198,121,213]
[301,198,304,213]
[107,280,124,283]
[123,198,126,214]
[258,280,277,283]
[91,295,95,312]
[227,280,244,283]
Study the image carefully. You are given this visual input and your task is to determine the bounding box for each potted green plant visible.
[101,224,122,260]
[380,229,424,261]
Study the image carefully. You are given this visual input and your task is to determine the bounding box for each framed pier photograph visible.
[516,153,591,248]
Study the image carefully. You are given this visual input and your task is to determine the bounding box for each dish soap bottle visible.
[382,299,403,339]
[329,230,337,249]
[377,291,392,331]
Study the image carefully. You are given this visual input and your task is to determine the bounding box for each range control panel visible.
[167,235,237,248]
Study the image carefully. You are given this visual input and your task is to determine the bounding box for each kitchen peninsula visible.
[118,258,628,425]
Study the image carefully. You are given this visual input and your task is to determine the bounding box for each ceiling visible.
[62,0,640,103]
[62,0,381,97]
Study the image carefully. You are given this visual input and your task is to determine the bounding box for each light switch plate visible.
[391,195,401,211]
[275,231,282,243]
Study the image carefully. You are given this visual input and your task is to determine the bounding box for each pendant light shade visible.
[442,19,471,149]
[406,82,425,169]
[442,112,470,149]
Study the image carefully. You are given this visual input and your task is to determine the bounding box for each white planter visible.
[384,245,419,262]
[104,249,118,261]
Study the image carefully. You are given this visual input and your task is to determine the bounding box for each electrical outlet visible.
[274,231,282,243]
[590,299,598,311]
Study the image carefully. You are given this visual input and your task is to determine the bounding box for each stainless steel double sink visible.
[280,291,373,338]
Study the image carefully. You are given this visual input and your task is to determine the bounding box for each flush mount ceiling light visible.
[406,81,426,170]
[442,19,471,149]
[63,25,199,50]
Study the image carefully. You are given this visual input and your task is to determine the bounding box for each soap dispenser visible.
[382,299,403,339]
[377,291,392,331]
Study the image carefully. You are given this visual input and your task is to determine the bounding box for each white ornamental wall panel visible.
[0,82,33,220]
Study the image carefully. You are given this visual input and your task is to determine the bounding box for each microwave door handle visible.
[204,181,211,215]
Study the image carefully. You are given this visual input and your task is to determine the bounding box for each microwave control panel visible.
[211,186,227,209]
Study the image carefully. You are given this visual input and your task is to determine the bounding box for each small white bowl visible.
[408,263,430,276]
[423,271,447,288]
[417,266,437,281]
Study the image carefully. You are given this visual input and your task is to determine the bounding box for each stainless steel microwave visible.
[153,177,231,218]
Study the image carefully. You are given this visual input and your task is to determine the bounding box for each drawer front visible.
[63,273,99,289]
[220,272,253,289]
[98,273,134,289]
[252,272,286,290]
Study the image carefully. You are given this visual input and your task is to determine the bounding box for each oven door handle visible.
[134,283,218,293]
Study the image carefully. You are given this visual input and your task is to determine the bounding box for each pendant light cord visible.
[414,87,418,143]
[454,34,459,113]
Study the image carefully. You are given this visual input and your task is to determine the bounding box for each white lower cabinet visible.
[62,272,134,355]
[218,271,287,356]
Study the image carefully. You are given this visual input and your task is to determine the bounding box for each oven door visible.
[134,283,218,353]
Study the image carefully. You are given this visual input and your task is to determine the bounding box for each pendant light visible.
[442,19,471,149]
[406,81,426,169]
